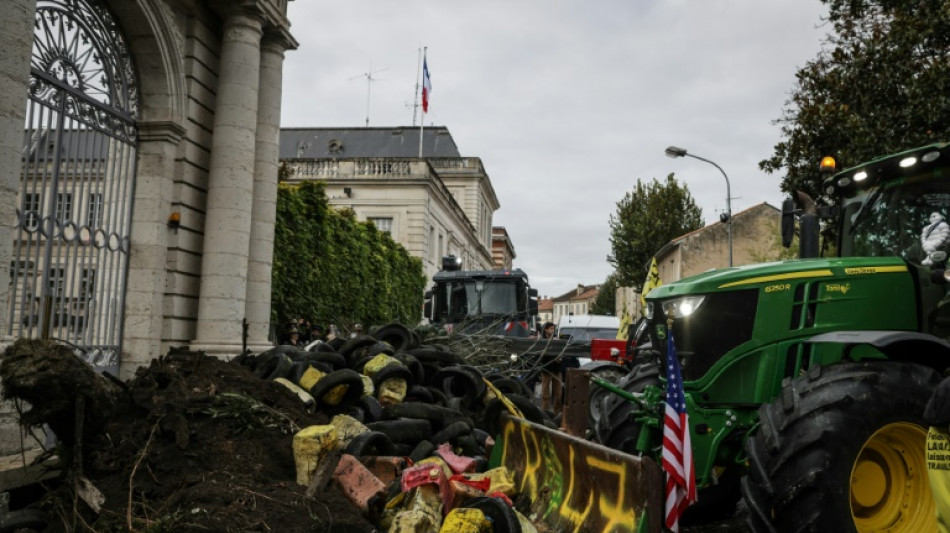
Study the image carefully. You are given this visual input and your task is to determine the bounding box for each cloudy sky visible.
[281,1,829,299]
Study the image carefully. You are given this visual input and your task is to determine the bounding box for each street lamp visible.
[665,146,733,267]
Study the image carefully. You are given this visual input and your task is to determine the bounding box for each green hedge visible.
[271,181,425,333]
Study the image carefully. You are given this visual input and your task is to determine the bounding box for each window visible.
[22,193,41,230]
[46,267,65,297]
[368,217,393,234]
[87,193,103,227]
[80,268,96,300]
[439,234,444,258]
[430,226,436,262]
[55,193,72,224]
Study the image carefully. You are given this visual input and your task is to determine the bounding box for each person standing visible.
[538,322,561,413]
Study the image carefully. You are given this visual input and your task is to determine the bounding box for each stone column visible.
[0,0,37,458]
[191,11,263,356]
[244,34,289,353]
[0,0,36,347]
[122,122,184,379]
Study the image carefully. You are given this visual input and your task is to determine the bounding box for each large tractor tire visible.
[742,360,939,533]
[582,361,629,438]
[594,362,660,450]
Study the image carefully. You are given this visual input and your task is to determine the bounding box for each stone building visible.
[0,0,297,382]
[653,202,783,282]
[279,127,500,281]
[491,226,516,269]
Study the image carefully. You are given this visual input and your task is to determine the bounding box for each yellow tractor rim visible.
[850,422,935,532]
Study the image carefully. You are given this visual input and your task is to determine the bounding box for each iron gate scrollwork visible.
[9,0,139,373]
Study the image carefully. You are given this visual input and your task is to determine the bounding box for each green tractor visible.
[595,142,950,532]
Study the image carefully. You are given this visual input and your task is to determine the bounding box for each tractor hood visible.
[645,256,909,300]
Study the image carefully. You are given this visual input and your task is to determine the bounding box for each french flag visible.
[422,57,432,113]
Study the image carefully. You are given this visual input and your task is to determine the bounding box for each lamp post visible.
[665,146,733,267]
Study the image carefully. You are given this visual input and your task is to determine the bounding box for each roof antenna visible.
[349,63,388,127]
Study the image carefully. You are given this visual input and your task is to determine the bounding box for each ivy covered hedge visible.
[271,180,426,332]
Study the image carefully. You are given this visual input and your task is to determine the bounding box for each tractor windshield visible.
[840,171,950,262]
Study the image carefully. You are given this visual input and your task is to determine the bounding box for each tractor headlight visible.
[661,296,706,318]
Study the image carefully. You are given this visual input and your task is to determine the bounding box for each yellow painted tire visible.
[743,361,939,533]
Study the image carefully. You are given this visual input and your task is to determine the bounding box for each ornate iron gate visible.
[8,0,138,374]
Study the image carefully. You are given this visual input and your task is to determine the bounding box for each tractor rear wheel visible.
[742,360,939,533]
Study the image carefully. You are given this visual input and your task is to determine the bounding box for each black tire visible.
[409,440,435,463]
[461,497,521,533]
[430,420,473,445]
[742,361,940,533]
[404,384,434,403]
[371,363,414,390]
[487,375,533,398]
[409,347,463,366]
[338,335,378,363]
[372,323,414,351]
[382,402,462,429]
[366,419,432,444]
[254,353,294,380]
[358,395,383,423]
[307,351,347,370]
[594,362,660,449]
[345,430,395,457]
[308,369,365,408]
[0,509,49,533]
[394,353,426,385]
[433,365,486,407]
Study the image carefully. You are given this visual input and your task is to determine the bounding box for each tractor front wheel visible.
[742,360,939,533]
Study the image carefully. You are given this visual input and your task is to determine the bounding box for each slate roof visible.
[279,126,462,159]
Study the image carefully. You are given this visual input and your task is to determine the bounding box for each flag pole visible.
[419,46,427,158]
[411,47,421,127]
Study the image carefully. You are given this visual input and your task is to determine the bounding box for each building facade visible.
[279,127,500,281]
[654,202,783,282]
[491,226,516,269]
[552,284,600,324]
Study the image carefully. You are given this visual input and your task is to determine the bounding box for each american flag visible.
[662,327,697,531]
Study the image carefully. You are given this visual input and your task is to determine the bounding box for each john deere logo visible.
[825,283,851,294]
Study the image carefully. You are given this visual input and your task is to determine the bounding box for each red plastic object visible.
[590,339,629,363]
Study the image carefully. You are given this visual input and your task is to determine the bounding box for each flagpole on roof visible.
[411,47,421,127]
[419,46,428,158]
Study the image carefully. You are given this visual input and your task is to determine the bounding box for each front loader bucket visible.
[489,412,663,533]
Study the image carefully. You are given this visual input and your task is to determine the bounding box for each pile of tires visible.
[240,323,557,531]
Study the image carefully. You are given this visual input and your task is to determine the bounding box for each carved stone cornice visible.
[208,0,297,50]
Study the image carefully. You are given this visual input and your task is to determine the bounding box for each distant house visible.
[654,202,782,282]
[279,127,503,281]
[552,284,600,324]
[537,296,554,326]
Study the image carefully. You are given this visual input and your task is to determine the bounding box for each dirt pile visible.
[2,340,375,532]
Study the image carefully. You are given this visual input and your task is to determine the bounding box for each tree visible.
[607,174,703,286]
[590,272,618,315]
[761,0,950,202]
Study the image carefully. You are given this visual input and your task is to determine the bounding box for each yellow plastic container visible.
[292,425,338,486]
[439,508,490,532]
[297,366,327,391]
[331,414,369,447]
[514,508,539,533]
[363,353,401,378]
[465,467,516,496]
[378,377,407,406]
[361,375,375,397]
[272,377,315,409]
[389,485,443,532]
